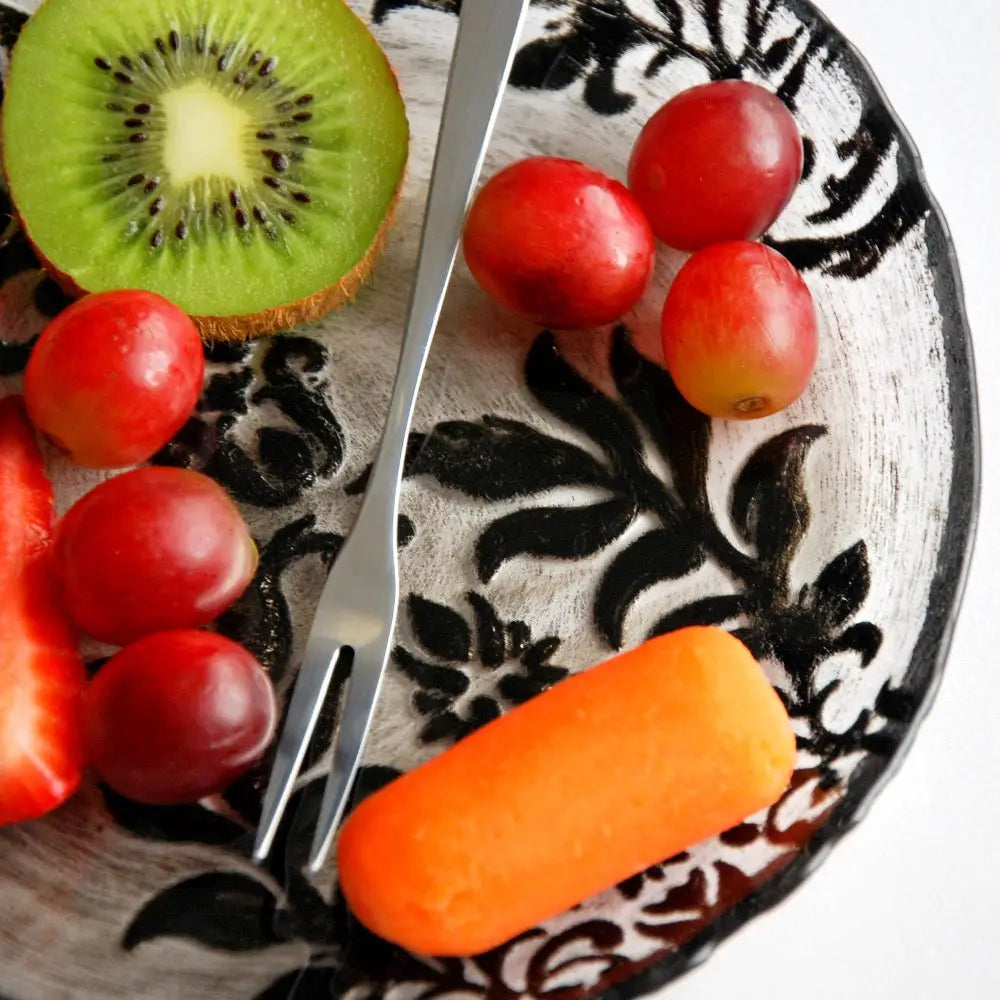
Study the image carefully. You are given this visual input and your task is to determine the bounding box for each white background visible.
[669,2,998,998]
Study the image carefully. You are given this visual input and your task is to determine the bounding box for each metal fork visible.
[252,0,530,873]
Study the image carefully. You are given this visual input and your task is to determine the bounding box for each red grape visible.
[628,81,803,251]
[55,467,257,645]
[83,630,276,805]
[25,290,204,468]
[463,157,655,329]
[662,241,818,419]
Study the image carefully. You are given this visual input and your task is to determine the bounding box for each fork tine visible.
[252,640,343,863]
[307,633,393,871]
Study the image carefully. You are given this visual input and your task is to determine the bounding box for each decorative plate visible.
[0,0,979,998]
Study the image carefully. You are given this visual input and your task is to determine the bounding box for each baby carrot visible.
[337,626,795,957]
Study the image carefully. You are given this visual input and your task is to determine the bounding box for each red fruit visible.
[661,242,818,419]
[24,290,204,468]
[463,156,655,328]
[55,467,258,645]
[0,396,85,827]
[83,630,277,805]
[628,81,803,251]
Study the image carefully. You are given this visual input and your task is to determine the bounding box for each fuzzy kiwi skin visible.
[2,17,409,343]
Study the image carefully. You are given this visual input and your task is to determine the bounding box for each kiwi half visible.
[2,0,409,340]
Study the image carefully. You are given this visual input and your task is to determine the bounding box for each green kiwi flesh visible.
[2,0,409,339]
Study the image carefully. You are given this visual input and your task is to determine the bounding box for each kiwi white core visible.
[163,83,251,187]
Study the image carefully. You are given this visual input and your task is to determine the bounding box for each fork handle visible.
[357,0,530,535]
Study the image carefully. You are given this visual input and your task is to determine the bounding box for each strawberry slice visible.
[0,394,85,826]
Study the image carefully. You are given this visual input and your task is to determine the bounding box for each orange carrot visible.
[337,626,795,957]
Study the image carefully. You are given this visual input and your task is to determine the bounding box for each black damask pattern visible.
[395,592,570,743]
[156,336,346,508]
[374,0,930,280]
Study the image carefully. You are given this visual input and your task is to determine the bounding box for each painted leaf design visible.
[610,328,710,514]
[155,338,342,508]
[406,416,611,501]
[641,868,709,918]
[200,367,254,414]
[498,668,569,706]
[510,31,592,92]
[506,619,532,658]
[476,497,638,583]
[253,337,344,478]
[833,621,883,666]
[875,680,919,724]
[522,636,562,669]
[810,540,871,628]
[745,0,779,49]
[526,332,646,482]
[759,29,801,73]
[204,339,254,365]
[394,646,471,696]
[595,527,705,649]
[701,0,725,52]
[509,2,645,114]
[648,594,748,640]
[467,592,506,668]
[407,595,473,662]
[155,415,219,470]
[255,427,316,486]
[168,413,296,508]
[808,107,897,225]
[729,624,775,660]
[122,872,284,952]
[100,786,245,847]
[730,425,826,583]
[720,823,761,847]
[654,0,684,35]
[525,921,627,996]
[769,176,930,278]
[773,32,825,110]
